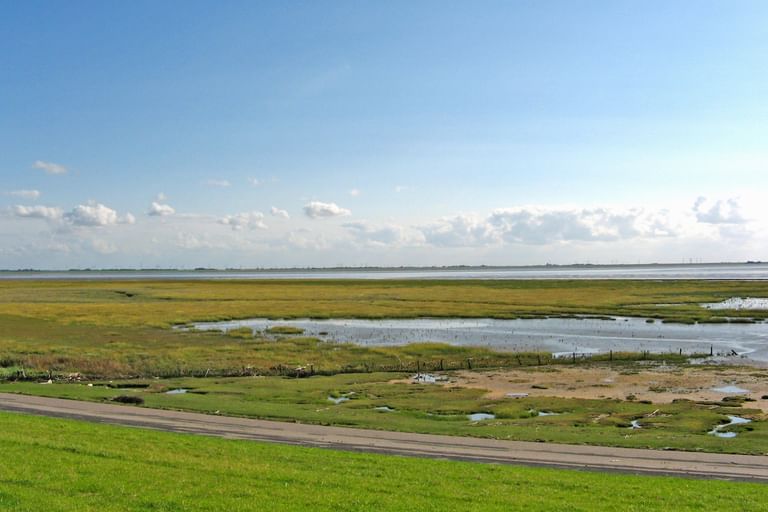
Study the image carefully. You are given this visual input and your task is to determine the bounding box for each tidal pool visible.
[709,416,751,438]
[468,413,496,421]
[187,316,768,362]
[702,298,768,310]
[711,385,751,394]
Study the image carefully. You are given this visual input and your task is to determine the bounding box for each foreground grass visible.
[2,279,766,378]
[2,370,765,455]
[0,412,765,511]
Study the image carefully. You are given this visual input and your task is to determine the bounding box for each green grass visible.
[2,278,763,378]
[0,411,765,511]
[2,370,765,455]
[265,325,305,335]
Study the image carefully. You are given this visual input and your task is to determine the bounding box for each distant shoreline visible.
[1,261,764,273]
[2,262,767,281]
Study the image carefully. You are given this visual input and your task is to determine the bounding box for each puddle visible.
[374,406,395,412]
[702,298,768,310]
[468,413,496,421]
[185,315,768,362]
[712,385,751,394]
[537,411,561,417]
[709,415,751,438]
[629,419,642,429]
[328,396,350,404]
[506,392,529,399]
[165,388,188,395]
[412,373,448,384]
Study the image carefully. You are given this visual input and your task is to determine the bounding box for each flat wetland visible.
[1,278,768,455]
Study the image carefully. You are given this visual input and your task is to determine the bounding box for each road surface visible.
[1,392,766,482]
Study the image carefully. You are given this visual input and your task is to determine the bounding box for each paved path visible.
[1,392,766,482]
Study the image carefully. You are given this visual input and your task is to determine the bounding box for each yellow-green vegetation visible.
[2,372,765,455]
[265,325,305,335]
[0,411,765,512]
[1,279,765,378]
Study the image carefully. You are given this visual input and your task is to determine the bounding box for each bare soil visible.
[428,365,768,412]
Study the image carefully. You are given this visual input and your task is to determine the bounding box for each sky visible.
[1,1,767,269]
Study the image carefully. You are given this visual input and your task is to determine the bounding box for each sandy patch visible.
[401,365,768,412]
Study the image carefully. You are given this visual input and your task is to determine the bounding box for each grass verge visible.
[0,411,766,511]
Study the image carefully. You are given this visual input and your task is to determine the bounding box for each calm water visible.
[187,316,768,362]
[0,263,768,281]
[3,263,768,280]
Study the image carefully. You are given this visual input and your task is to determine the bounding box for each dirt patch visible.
[398,365,768,412]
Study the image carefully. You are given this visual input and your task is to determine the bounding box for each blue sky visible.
[1,1,767,268]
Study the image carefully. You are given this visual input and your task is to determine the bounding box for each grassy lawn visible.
[0,411,765,512]
[2,279,767,378]
[2,371,765,455]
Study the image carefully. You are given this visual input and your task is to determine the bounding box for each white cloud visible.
[303,201,351,219]
[344,221,424,248]
[156,192,168,202]
[219,211,267,231]
[419,206,682,248]
[693,197,746,224]
[32,160,68,175]
[394,185,408,193]
[203,179,231,188]
[420,214,498,247]
[148,202,175,217]
[12,205,63,221]
[12,202,132,227]
[270,206,290,219]
[248,178,261,186]
[349,188,361,197]
[7,190,41,200]
[64,203,120,226]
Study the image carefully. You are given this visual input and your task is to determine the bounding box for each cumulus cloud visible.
[203,179,231,188]
[156,192,168,201]
[64,203,120,226]
[270,206,290,219]
[303,201,351,219]
[11,202,136,226]
[219,211,267,230]
[148,202,175,217]
[7,190,40,200]
[420,214,498,247]
[12,205,63,221]
[344,221,423,248]
[32,160,68,175]
[419,207,680,247]
[13,202,133,227]
[349,188,361,197]
[693,197,746,224]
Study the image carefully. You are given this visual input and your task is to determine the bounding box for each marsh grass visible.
[0,279,747,378]
[2,371,765,455]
